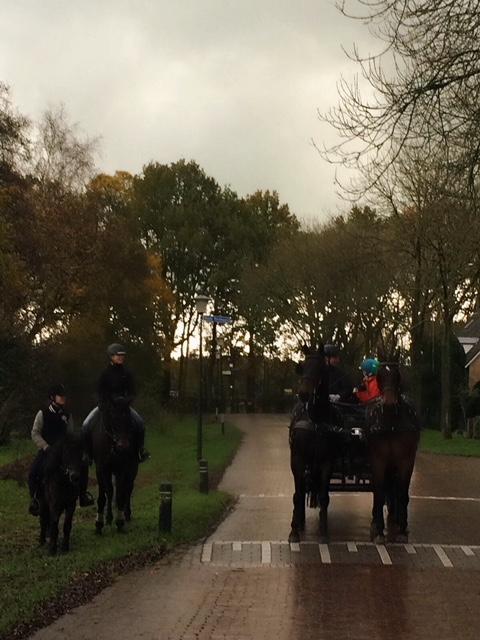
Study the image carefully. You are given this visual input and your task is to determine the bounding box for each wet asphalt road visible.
[31,414,480,640]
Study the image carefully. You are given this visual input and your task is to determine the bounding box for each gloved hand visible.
[329,394,341,403]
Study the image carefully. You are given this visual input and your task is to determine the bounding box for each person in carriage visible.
[324,344,355,403]
[355,358,382,404]
[28,384,94,516]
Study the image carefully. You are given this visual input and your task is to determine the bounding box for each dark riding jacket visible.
[31,404,74,451]
[328,365,354,401]
[97,363,136,409]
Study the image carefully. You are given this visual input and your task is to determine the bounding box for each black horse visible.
[91,404,139,534]
[38,433,86,555]
[367,363,420,544]
[289,346,337,543]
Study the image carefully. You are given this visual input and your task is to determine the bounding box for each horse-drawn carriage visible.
[289,348,420,544]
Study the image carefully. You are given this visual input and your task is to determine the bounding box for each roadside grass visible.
[0,437,35,467]
[420,429,480,457]
[0,416,242,638]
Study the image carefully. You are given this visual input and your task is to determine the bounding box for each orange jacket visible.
[356,376,381,404]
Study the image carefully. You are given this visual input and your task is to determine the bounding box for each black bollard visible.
[199,459,209,494]
[159,482,173,534]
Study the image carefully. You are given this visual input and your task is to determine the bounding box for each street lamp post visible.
[195,294,209,461]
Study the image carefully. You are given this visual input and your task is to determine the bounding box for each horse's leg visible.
[289,436,306,542]
[61,502,75,552]
[124,467,137,523]
[385,470,399,543]
[114,471,127,532]
[104,470,114,526]
[369,438,388,544]
[95,465,107,534]
[318,461,331,543]
[39,500,48,547]
[394,434,418,542]
[48,507,60,555]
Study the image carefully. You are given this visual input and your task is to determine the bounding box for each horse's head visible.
[296,344,328,405]
[46,433,85,486]
[377,362,402,406]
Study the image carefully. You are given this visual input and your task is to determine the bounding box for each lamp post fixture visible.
[195,293,209,461]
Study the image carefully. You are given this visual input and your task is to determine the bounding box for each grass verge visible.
[420,429,480,457]
[0,416,242,639]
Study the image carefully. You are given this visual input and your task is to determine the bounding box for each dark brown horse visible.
[367,363,420,544]
[91,404,139,534]
[38,433,86,555]
[289,346,337,543]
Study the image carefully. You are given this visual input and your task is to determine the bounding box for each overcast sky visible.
[0,1,374,222]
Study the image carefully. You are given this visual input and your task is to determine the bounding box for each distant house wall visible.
[468,356,480,389]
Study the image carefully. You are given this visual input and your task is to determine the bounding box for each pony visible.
[367,362,420,544]
[91,403,139,534]
[289,346,337,543]
[38,432,86,555]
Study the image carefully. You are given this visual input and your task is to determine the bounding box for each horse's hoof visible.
[374,534,386,545]
[396,533,409,544]
[319,534,329,544]
[288,530,300,543]
[125,512,132,523]
[61,541,70,553]
[106,516,113,526]
[116,521,125,533]
[48,547,57,557]
[95,522,103,535]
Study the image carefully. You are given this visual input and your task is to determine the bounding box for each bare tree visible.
[322,0,480,197]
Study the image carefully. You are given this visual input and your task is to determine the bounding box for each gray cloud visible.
[0,0,375,221]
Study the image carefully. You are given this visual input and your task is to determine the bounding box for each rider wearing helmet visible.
[28,384,94,516]
[83,343,149,463]
[324,344,354,402]
[355,358,381,403]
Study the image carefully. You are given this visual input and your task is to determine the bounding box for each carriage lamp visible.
[195,293,210,462]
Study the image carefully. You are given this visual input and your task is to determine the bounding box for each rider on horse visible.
[83,343,149,463]
[28,384,94,516]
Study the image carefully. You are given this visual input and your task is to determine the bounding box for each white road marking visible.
[319,544,331,564]
[461,545,475,557]
[405,544,416,554]
[290,542,300,552]
[232,541,242,552]
[261,542,271,564]
[201,543,212,563]
[376,545,392,565]
[238,493,480,502]
[433,545,453,568]
[347,542,358,553]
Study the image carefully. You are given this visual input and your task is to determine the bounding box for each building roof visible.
[466,340,480,368]
[457,312,480,339]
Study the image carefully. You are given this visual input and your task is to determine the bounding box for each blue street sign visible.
[203,315,233,325]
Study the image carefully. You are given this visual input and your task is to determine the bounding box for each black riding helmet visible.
[48,383,66,399]
[107,343,126,357]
